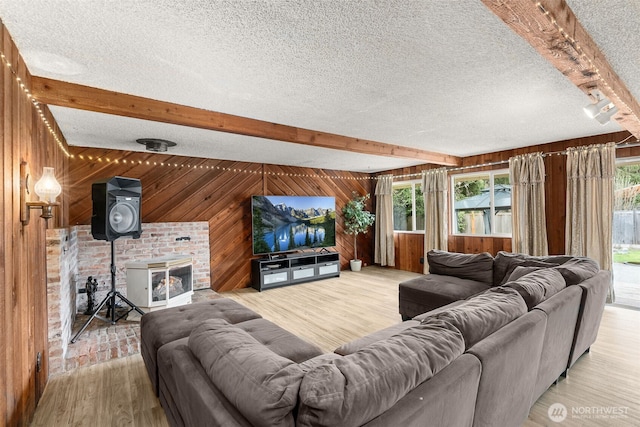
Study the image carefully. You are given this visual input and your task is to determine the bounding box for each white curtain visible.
[422,168,448,274]
[566,142,616,302]
[509,152,549,256]
[375,174,395,266]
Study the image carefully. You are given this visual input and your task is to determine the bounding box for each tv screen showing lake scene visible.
[252,195,336,255]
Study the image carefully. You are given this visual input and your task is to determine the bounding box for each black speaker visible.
[91,176,142,241]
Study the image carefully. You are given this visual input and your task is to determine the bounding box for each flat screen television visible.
[251,195,336,256]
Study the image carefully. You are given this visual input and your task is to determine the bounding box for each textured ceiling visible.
[0,0,635,172]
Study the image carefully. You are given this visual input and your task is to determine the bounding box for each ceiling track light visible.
[595,105,618,125]
[583,90,617,125]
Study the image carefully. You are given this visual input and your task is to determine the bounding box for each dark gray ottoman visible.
[399,274,490,320]
[141,298,262,395]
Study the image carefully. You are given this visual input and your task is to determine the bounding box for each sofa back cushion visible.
[553,257,600,286]
[188,319,304,427]
[424,286,527,349]
[506,265,542,282]
[493,251,561,286]
[427,250,494,284]
[504,268,566,310]
[297,318,465,427]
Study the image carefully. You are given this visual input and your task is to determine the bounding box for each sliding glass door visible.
[612,160,640,308]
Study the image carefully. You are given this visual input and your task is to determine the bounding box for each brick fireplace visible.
[46,221,211,375]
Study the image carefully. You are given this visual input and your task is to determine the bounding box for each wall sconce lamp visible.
[20,161,62,225]
[583,90,618,125]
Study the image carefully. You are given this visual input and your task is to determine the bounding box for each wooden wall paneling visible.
[1,21,69,425]
[544,153,567,254]
[207,168,262,292]
[142,157,215,221]
[1,24,14,427]
[144,164,220,222]
[393,233,424,273]
[17,50,31,426]
[616,144,640,160]
[9,27,29,425]
[66,148,376,291]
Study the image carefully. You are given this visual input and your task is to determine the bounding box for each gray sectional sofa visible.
[140,251,609,427]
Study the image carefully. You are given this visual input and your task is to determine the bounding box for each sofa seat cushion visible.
[504,268,566,310]
[142,298,262,351]
[188,319,306,427]
[297,318,465,427]
[236,318,323,363]
[399,274,491,315]
[427,250,494,284]
[422,287,528,349]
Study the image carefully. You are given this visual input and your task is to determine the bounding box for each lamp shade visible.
[34,167,61,203]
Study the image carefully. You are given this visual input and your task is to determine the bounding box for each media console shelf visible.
[251,252,340,291]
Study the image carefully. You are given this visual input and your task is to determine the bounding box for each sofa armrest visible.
[363,353,481,427]
[568,270,611,368]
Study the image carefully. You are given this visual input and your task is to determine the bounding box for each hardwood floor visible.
[31,267,640,426]
[30,353,168,427]
[224,266,421,352]
[524,305,640,427]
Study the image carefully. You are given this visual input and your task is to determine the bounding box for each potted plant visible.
[342,192,375,271]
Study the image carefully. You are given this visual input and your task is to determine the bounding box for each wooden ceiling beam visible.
[31,77,461,167]
[481,0,640,138]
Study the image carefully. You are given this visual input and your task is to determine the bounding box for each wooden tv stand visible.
[251,252,340,291]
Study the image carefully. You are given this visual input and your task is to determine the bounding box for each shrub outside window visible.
[452,170,511,236]
[393,181,424,232]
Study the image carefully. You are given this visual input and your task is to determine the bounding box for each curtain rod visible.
[389,138,640,180]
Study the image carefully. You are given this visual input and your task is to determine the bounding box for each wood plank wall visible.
[1,21,69,426]
[384,131,634,273]
[67,147,374,292]
[3,14,638,425]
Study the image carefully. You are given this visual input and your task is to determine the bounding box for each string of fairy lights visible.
[0,47,375,181]
[72,153,375,180]
[0,50,72,158]
[3,4,639,183]
[535,1,639,121]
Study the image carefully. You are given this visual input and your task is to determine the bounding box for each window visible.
[452,170,511,236]
[393,181,424,232]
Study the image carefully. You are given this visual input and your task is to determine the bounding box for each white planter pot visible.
[350,259,362,271]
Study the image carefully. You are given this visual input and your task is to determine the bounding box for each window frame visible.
[450,168,512,237]
[392,179,425,234]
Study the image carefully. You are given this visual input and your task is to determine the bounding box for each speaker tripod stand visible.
[71,240,145,343]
